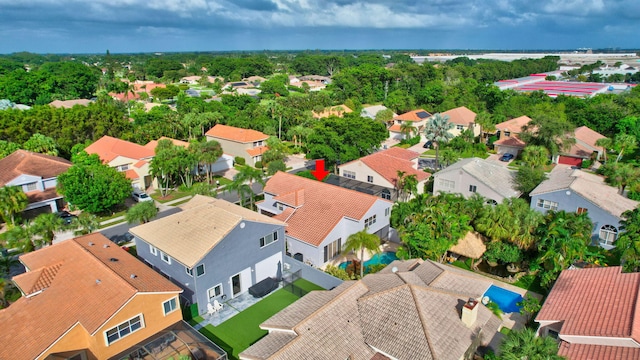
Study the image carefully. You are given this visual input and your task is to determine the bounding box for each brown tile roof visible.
[0,150,71,186]
[263,172,390,246]
[564,142,595,158]
[130,195,285,268]
[388,123,402,132]
[0,233,181,360]
[441,106,477,126]
[25,187,63,204]
[394,109,432,122]
[574,126,605,149]
[49,99,92,108]
[558,342,640,360]
[85,135,155,163]
[536,267,640,341]
[243,260,503,360]
[494,116,532,134]
[205,124,268,143]
[493,135,526,148]
[357,148,430,184]
[247,145,269,157]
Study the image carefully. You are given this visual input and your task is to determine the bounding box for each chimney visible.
[461,298,479,328]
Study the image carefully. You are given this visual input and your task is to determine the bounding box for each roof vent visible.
[96,279,101,284]
[103,244,110,248]
[88,242,94,246]
[130,274,137,279]
[109,258,119,262]
[391,266,398,273]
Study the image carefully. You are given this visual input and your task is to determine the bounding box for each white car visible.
[132,191,153,202]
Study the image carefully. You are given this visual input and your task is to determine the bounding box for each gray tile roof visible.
[241,260,502,360]
[435,158,522,199]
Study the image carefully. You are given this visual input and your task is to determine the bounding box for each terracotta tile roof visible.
[493,135,526,147]
[109,91,141,101]
[145,136,190,151]
[394,109,432,122]
[350,148,430,185]
[494,116,532,134]
[13,262,63,296]
[124,169,139,180]
[0,150,71,186]
[564,142,595,158]
[130,195,285,268]
[441,106,476,126]
[243,260,502,360]
[263,172,390,246]
[205,124,268,143]
[558,342,640,360]
[49,99,92,108]
[0,233,181,360]
[134,159,148,168]
[85,135,155,163]
[574,126,605,148]
[388,124,402,132]
[536,266,640,340]
[247,145,269,157]
[25,187,63,204]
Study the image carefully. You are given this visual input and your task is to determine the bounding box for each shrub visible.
[234,156,246,166]
[324,265,353,280]
[254,161,263,169]
[178,84,189,91]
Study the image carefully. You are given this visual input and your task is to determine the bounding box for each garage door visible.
[255,253,282,282]
[558,156,582,166]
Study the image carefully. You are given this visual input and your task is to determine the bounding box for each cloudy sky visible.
[1,0,638,54]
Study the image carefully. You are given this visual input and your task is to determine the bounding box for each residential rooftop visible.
[205,124,269,143]
[85,135,155,163]
[0,150,71,186]
[435,157,522,199]
[441,106,477,126]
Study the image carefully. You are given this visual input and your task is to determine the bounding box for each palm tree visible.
[394,171,406,201]
[617,208,640,272]
[439,149,459,168]
[595,137,613,164]
[343,230,380,278]
[423,113,454,170]
[191,140,223,184]
[521,145,550,168]
[399,122,417,140]
[0,253,18,278]
[233,166,266,210]
[615,133,637,163]
[72,213,99,236]
[32,213,65,246]
[125,201,159,224]
[4,221,42,252]
[0,186,28,227]
[499,328,562,360]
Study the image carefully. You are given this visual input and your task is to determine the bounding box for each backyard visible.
[195,279,323,360]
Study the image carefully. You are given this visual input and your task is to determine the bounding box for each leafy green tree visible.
[374,108,395,125]
[191,140,223,184]
[499,328,562,360]
[267,160,287,175]
[515,166,547,196]
[617,207,640,272]
[32,213,65,246]
[601,163,640,195]
[518,295,542,324]
[72,212,99,236]
[0,186,28,226]
[439,148,459,167]
[4,221,41,252]
[520,111,575,156]
[0,140,21,159]
[125,201,158,225]
[22,133,59,156]
[424,113,454,170]
[343,230,380,278]
[57,153,131,213]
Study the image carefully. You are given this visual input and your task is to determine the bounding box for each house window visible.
[116,164,130,172]
[577,207,588,215]
[104,315,144,345]
[24,182,37,192]
[385,208,390,217]
[161,252,171,264]
[486,199,498,206]
[149,245,157,256]
[381,189,391,200]
[323,238,342,263]
[253,141,263,147]
[438,179,455,190]
[208,284,223,301]
[186,266,193,276]
[260,231,278,247]
[364,215,377,228]
[367,175,374,183]
[599,225,618,246]
[469,185,477,193]
[504,131,511,137]
[196,264,205,277]
[163,297,178,315]
[343,170,356,179]
[536,199,559,211]
[278,203,284,211]
[456,125,464,131]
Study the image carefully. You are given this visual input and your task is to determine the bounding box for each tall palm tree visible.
[72,213,99,236]
[423,113,454,170]
[343,230,380,278]
[614,133,637,163]
[399,122,417,140]
[595,137,612,164]
[0,186,28,227]
[32,213,65,246]
[233,166,266,210]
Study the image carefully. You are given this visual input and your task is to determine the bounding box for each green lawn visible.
[199,279,322,360]
[513,274,546,295]
[151,189,193,203]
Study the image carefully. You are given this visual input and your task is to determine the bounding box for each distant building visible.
[389,109,432,140]
[205,124,269,166]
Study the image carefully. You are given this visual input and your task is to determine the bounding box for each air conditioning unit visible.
[283,263,291,270]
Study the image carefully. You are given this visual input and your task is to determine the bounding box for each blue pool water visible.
[339,252,398,271]
[483,285,523,313]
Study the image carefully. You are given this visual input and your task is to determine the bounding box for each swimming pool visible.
[483,285,523,313]
[339,252,398,271]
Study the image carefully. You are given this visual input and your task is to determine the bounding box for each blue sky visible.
[0,0,638,54]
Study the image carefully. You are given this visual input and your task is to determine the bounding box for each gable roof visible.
[264,172,391,246]
[343,148,430,185]
[0,233,181,360]
[394,109,432,122]
[493,135,526,148]
[434,158,522,199]
[205,124,269,143]
[494,116,532,133]
[130,195,285,268]
[85,135,155,163]
[145,136,190,150]
[361,105,395,119]
[0,150,71,186]
[441,106,477,126]
[573,126,605,149]
[49,99,92,108]
[530,165,639,218]
[536,266,640,343]
[241,260,503,360]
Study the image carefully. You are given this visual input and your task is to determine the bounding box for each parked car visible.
[423,140,433,149]
[499,153,515,162]
[132,191,153,202]
[55,211,77,225]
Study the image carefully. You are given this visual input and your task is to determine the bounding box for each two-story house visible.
[205,124,269,167]
[530,165,639,249]
[257,172,393,268]
[556,126,606,166]
[492,116,532,156]
[337,147,430,201]
[441,106,481,138]
[130,195,286,314]
[388,109,432,141]
[0,150,71,217]
[432,157,521,204]
[0,233,226,360]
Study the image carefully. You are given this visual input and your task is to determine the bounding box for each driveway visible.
[486,154,511,167]
[285,153,312,172]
